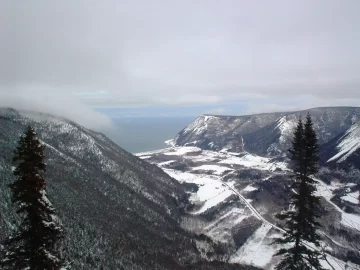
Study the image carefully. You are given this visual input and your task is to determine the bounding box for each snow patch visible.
[193,189,234,214]
[328,124,360,163]
[158,160,176,166]
[205,209,250,242]
[219,153,288,171]
[184,140,200,146]
[341,212,360,231]
[316,179,360,231]
[341,191,359,204]
[229,224,274,268]
[191,164,233,175]
[138,155,151,159]
[165,139,176,147]
[182,116,209,135]
[135,147,172,156]
[163,169,234,214]
[276,116,296,144]
[163,146,202,156]
[242,185,258,193]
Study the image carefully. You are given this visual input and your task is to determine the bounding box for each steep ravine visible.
[0,108,255,270]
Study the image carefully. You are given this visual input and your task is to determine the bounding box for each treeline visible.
[0,126,69,269]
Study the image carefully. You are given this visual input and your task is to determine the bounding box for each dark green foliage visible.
[273,115,324,270]
[0,126,65,270]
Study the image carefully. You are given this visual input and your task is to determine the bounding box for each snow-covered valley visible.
[2,107,360,269]
[137,145,360,269]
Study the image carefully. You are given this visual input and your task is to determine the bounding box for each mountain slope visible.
[137,146,360,269]
[321,123,360,169]
[0,108,253,270]
[172,107,360,169]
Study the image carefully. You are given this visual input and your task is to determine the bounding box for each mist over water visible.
[102,117,195,153]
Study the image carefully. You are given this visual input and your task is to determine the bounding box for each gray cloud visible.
[0,0,359,118]
[0,87,113,129]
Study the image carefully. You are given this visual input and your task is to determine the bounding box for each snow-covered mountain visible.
[0,108,257,270]
[137,146,360,269]
[136,107,360,269]
[2,107,359,269]
[172,107,360,169]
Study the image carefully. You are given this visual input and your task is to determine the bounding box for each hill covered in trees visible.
[0,108,255,269]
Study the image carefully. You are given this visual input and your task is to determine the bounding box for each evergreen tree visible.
[273,115,324,270]
[0,126,65,270]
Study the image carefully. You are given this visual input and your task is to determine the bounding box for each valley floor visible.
[137,146,360,270]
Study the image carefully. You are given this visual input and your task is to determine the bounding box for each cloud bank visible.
[0,88,112,130]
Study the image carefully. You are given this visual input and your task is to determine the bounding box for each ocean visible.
[103,117,195,153]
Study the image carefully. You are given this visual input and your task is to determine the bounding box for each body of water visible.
[103,117,195,153]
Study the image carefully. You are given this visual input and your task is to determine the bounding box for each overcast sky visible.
[0,0,359,128]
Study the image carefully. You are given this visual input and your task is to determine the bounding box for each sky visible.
[0,0,359,129]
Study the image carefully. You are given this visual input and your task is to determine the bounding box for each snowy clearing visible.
[163,169,232,211]
[191,164,233,175]
[341,212,360,231]
[163,146,202,156]
[316,179,360,231]
[219,153,288,171]
[242,185,258,193]
[341,191,359,204]
[157,160,176,166]
[229,224,274,268]
[192,189,234,214]
[138,155,151,159]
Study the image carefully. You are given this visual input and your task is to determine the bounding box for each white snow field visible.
[219,153,288,171]
[136,146,360,269]
[191,164,233,175]
[341,191,360,204]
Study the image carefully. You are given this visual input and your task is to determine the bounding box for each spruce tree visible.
[0,126,65,270]
[273,115,324,270]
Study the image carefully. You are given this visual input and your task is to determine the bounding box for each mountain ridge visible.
[172,107,360,170]
[201,106,360,118]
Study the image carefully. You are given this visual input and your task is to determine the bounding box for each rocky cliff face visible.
[0,108,250,270]
[172,107,360,169]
